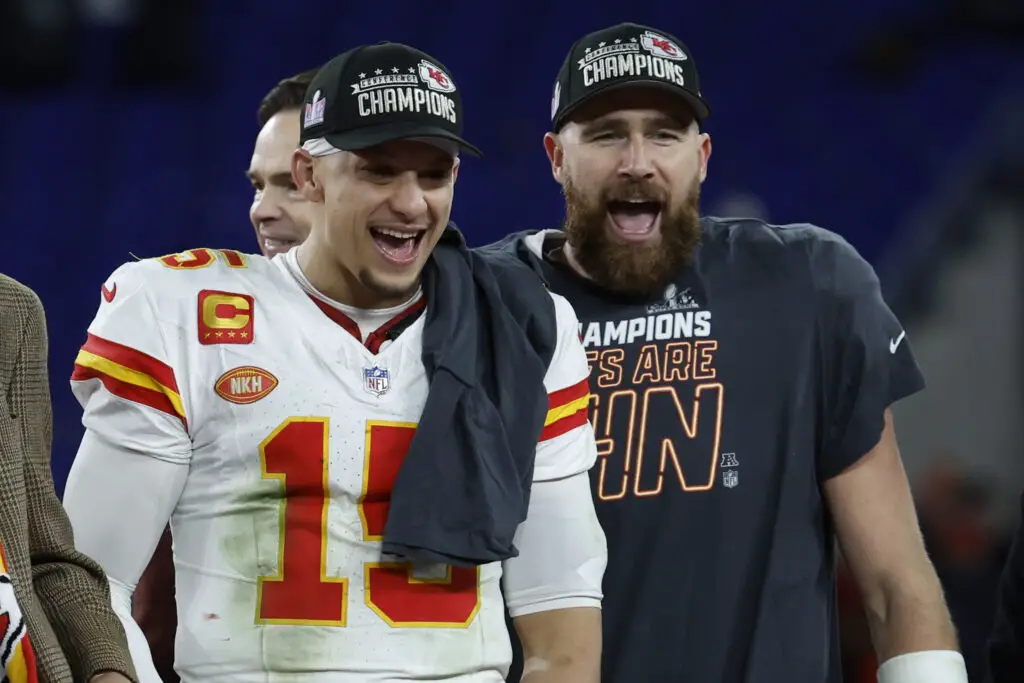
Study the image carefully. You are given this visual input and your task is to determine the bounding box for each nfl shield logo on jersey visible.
[723,469,739,488]
[363,366,390,397]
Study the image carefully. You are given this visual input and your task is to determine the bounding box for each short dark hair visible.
[257,67,319,127]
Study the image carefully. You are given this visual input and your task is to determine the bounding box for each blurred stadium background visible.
[1,0,1022,680]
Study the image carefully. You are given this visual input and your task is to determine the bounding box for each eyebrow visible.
[584,113,690,134]
[360,155,455,173]
[245,170,294,187]
[646,113,690,130]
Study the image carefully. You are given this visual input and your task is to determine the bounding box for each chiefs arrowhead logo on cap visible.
[214,366,278,405]
[417,59,456,93]
[640,31,687,61]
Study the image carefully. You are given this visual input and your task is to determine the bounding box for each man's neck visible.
[560,240,595,283]
[295,240,413,310]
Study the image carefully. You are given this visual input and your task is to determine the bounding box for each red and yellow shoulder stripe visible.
[0,543,39,683]
[540,378,591,442]
[71,333,187,429]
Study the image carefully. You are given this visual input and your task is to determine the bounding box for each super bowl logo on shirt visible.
[577,34,688,90]
[350,65,457,123]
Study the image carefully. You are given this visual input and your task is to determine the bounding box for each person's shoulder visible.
[475,229,547,266]
[700,216,863,283]
[0,273,42,315]
[101,247,280,308]
[478,228,562,283]
[702,217,879,308]
[474,230,554,289]
[701,215,847,254]
[0,273,45,348]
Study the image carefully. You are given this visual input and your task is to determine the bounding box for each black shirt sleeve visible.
[812,231,926,481]
[989,494,1024,682]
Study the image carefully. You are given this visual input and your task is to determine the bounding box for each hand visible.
[89,673,133,683]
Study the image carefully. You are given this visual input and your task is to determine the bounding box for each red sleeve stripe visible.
[76,333,179,391]
[539,378,591,442]
[71,333,186,428]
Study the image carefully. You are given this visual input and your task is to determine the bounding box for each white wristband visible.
[876,650,968,683]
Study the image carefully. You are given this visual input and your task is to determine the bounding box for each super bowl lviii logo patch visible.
[304,89,326,129]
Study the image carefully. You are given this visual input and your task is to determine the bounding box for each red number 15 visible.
[255,418,481,628]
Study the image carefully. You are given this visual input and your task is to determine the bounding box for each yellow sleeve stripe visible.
[73,348,186,425]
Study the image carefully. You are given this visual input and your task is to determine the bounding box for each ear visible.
[697,132,712,183]
[543,132,566,186]
[291,148,324,203]
[451,155,461,184]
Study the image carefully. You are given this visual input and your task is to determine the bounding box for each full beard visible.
[562,176,702,297]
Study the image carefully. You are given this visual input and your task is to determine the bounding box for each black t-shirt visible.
[508,217,925,683]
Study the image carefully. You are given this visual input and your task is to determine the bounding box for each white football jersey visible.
[70,247,594,682]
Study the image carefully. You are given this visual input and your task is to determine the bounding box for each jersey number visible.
[157,248,247,270]
[256,418,481,628]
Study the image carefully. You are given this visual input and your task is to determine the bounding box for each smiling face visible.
[293,139,459,308]
[545,86,712,296]
[247,110,315,257]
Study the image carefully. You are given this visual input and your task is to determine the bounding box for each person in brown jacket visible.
[0,272,136,683]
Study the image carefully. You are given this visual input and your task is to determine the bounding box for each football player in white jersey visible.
[62,42,606,683]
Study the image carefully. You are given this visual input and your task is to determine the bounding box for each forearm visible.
[503,473,605,682]
[63,430,188,680]
[514,607,601,683]
[520,656,599,683]
[109,576,167,683]
[824,415,964,681]
[862,570,958,660]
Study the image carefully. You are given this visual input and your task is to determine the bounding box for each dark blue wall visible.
[1,0,1019,489]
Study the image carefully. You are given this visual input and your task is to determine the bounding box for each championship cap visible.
[550,23,711,131]
[299,41,482,157]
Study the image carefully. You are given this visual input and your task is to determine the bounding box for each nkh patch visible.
[214,366,278,405]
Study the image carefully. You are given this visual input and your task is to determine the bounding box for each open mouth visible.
[370,227,427,265]
[262,236,300,255]
[606,199,662,241]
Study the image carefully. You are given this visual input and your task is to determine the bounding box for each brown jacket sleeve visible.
[7,275,138,682]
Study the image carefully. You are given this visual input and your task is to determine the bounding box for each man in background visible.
[129,67,318,683]
[503,21,965,683]
[247,68,319,257]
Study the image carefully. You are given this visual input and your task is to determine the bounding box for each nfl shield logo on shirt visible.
[722,469,739,488]
[363,366,390,397]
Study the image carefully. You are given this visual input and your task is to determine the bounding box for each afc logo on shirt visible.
[578,297,731,503]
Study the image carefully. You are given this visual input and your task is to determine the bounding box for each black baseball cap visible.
[550,23,711,131]
[299,41,482,157]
